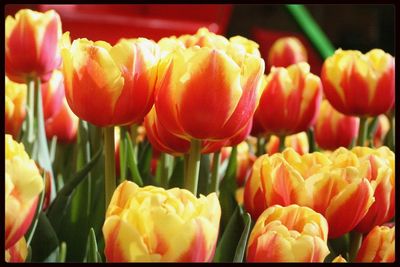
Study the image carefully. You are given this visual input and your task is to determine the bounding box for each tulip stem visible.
[307,127,317,152]
[278,135,286,152]
[256,136,266,156]
[357,117,368,146]
[104,126,116,208]
[184,139,202,196]
[349,231,363,262]
[210,150,221,193]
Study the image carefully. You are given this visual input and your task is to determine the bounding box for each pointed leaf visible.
[30,213,59,262]
[233,211,252,262]
[85,228,99,263]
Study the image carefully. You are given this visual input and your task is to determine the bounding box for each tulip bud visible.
[254,62,322,136]
[246,204,329,262]
[332,255,347,263]
[5,77,26,139]
[6,9,62,83]
[5,134,43,249]
[371,115,390,147]
[235,141,256,186]
[155,42,264,142]
[314,100,360,150]
[267,37,307,69]
[321,49,394,117]
[356,225,395,262]
[5,237,27,263]
[103,181,221,262]
[61,35,159,127]
[266,132,309,155]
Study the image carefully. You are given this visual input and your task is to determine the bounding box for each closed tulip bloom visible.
[268,37,307,69]
[45,98,79,143]
[41,70,65,120]
[5,237,28,263]
[103,181,221,262]
[5,77,27,139]
[314,100,360,150]
[246,204,329,262]
[344,147,395,233]
[6,9,62,83]
[332,255,347,263]
[321,49,394,116]
[5,135,43,249]
[155,44,264,141]
[356,225,395,262]
[254,62,322,136]
[62,35,159,127]
[371,115,390,147]
[266,132,309,155]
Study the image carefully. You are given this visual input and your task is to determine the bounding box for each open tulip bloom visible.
[3,6,396,264]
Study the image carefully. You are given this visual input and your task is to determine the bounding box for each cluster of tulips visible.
[5,8,395,263]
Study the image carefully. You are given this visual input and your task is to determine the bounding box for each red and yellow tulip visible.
[356,225,395,262]
[5,9,62,83]
[267,37,307,69]
[5,77,27,139]
[61,35,159,127]
[321,49,394,117]
[254,62,322,136]
[5,237,28,263]
[41,70,65,120]
[5,134,43,249]
[266,132,309,155]
[103,181,221,262]
[314,100,359,150]
[246,204,329,262]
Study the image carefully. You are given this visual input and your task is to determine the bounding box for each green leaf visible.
[213,207,243,262]
[30,212,60,262]
[233,211,252,262]
[126,133,144,186]
[26,245,32,263]
[57,242,67,262]
[46,145,103,233]
[168,157,185,189]
[85,228,100,263]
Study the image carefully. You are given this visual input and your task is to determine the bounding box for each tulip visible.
[235,141,256,186]
[345,146,395,233]
[266,132,309,155]
[5,77,27,139]
[314,100,359,150]
[103,181,221,262]
[154,44,264,141]
[61,35,159,127]
[5,134,43,249]
[235,187,245,206]
[45,98,79,143]
[5,237,27,263]
[254,62,322,136]
[41,70,65,120]
[246,204,329,262]
[267,37,307,69]
[321,49,394,117]
[332,255,347,263]
[5,9,62,83]
[371,115,390,147]
[356,225,395,262]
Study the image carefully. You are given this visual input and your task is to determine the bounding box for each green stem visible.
[184,139,202,195]
[57,242,67,262]
[130,124,139,160]
[357,117,368,146]
[307,127,317,152]
[349,231,363,262]
[159,153,169,188]
[256,136,266,156]
[104,126,116,208]
[210,150,221,193]
[286,4,335,59]
[119,127,127,183]
[278,135,286,152]
[27,78,36,144]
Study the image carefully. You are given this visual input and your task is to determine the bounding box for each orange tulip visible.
[321,49,394,116]
[314,100,359,150]
[5,9,62,83]
[246,205,329,262]
[267,37,307,69]
[266,132,309,155]
[254,62,322,136]
[61,35,159,127]
[356,225,395,262]
[5,77,27,139]
[103,181,221,262]
[154,41,264,141]
[41,70,65,120]
[5,134,43,249]
[5,237,28,263]
[45,98,79,143]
